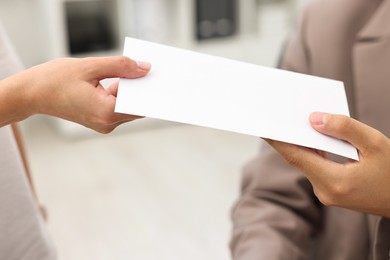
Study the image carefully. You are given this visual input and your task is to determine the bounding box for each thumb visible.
[86,56,151,80]
[309,112,375,152]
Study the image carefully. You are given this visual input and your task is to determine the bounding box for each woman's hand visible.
[265,112,390,217]
[1,56,151,133]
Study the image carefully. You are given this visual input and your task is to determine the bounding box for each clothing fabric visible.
[0,21,56,260]
[231,0,390,259]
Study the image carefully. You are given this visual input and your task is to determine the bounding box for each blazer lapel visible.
[352,0,390,137]
[356,0,390,40]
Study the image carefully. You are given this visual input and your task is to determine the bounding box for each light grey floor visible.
[18,1,305,259]
[21,117,260,260]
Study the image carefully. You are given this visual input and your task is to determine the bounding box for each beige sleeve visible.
[230,4,323,260]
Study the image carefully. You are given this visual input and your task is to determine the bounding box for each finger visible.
[264,139,339,184]
[111,113,144,124]
[107,81,119,96]
[109,116,145,132]
[310,112,381,154]
[84,56,151,80]
[93,115,143,134]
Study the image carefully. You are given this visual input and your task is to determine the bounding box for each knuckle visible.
[314,188,337,206]
[316,193,335,206]
[329,115,352,134]
[82,56,97,66]
[121,55,129,65]
[313,177,351,207]
[120,56,135,69]
[91,114,116,130]
[93,119,115,134]
[323,183,350,206]
[98,128,114,134]
[98,116,115,127]
[330,181,351,197]
[312,189,330,206]
[283,153,303,169]
[369,131,387,150]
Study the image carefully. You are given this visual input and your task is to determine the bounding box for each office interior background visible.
[1,0,308,259]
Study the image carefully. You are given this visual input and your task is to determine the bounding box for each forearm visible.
[231,144,322,259]
[231,197,315,260]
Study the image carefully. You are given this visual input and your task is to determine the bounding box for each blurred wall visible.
[0,0,310,69]
[0,0,52,67]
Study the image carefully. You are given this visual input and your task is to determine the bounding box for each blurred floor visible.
[20,117,260,260]
[18,1,302,259]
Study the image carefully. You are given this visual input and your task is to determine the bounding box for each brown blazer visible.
[231,0,390,259]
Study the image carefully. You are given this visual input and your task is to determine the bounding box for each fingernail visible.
[136,61,151,70]
[310,112,329,126]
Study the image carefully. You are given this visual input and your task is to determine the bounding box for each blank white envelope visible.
[115,37,359,160]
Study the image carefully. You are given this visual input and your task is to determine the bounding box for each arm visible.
[266,112,390,218]
[231,143,322,259]
[0,56,151,133]
[231,4,323,259]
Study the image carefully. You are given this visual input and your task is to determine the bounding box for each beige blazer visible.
[231,0,390,259]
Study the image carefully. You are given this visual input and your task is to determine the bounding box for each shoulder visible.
[301,0,381,32]
[296,0,382,57]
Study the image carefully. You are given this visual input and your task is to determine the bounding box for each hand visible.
[265,112,390,217]
[0,56,151,133]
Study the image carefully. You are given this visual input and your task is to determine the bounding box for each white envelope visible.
[115,37,359,160]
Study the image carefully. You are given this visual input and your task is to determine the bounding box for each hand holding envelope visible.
[115,37,358,160]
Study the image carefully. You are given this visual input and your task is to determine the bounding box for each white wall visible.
[0,0,307,68]
[0,0,52,67]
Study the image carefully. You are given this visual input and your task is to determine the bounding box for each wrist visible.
[0,71,37,126]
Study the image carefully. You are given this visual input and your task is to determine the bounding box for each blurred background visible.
[1,0,308,259]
